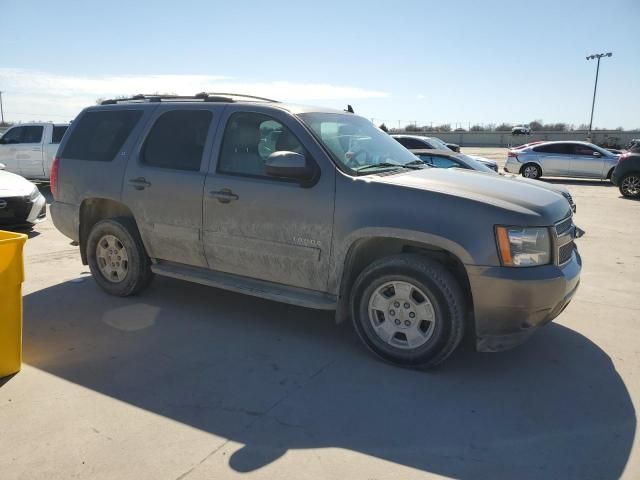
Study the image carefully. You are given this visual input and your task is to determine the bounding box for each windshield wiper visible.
[355,162,406,173]
[403,160,429,169]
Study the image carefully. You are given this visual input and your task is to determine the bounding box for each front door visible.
[203,108,335,292]
[570,144,604,177]
[122,106,221,268]
[16,126,45,178]
[0,127,25,174]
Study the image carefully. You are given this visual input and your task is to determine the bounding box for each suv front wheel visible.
[86,217,153,296]
[350,254,465,368]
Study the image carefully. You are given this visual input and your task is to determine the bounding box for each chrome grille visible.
[555,217,573,236]
[558,241,575,264]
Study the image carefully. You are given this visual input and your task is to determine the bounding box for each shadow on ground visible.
[17,276,636,479]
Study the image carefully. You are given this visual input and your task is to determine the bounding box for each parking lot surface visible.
[1,148,639,479]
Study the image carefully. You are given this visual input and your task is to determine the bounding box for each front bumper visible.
[0,192,46,228]
[467,249,581,352]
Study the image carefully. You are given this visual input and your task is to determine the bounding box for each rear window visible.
[62,110,143,161]
[533,143,572,154]
[52,126,68,144]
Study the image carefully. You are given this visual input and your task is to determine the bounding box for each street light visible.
[585,52,612,139]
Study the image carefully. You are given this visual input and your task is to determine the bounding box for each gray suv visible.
[50,93,582,368]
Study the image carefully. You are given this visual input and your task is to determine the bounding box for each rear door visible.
[202,106,335,292]
[122,105,222,268]
[533,143,572,176]
[16,126,45,178]
[569,144,605,178]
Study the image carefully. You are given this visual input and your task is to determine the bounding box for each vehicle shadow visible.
[20,276,636,479]
[36,183,53,205]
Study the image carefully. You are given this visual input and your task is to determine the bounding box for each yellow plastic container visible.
[0,230,27,378]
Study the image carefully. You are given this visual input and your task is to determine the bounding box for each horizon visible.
[1,0,639,129]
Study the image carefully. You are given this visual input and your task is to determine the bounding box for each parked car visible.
[445,143,460,153]
[392,134,498,170]
[505,141,619,180]
[410,149,576,212]
[611,150,640,199]
[0,162,47,228]
[50,94,581,368]
[0,122,69,180]
[512,125,531,135]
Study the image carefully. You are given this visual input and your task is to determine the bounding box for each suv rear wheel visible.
[350,254,465,368]
[619,173,640,198]
[87,217,153,296]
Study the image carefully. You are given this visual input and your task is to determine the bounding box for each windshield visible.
[299,113,421,174]
[427,137,451,150]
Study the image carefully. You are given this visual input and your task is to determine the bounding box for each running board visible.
[151,262,337,310]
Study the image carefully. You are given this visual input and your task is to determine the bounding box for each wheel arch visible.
[334,235,474,331]
[79,198,138,265]
[519,161,543,177]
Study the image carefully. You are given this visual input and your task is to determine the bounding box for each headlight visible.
[496,226,551,267]
[29,185,40,201]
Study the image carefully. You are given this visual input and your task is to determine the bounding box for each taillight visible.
[507,150,518,158]
[50,156,60,199]
[618,153,630,163]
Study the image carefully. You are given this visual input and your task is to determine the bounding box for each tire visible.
[619,173,640,199]
[607,168,615,181]
[350,254,466,368]
[86,217,153,296]
[521,163,542,179]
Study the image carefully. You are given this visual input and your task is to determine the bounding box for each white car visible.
[0,162,47,228]
[512,125,531,135]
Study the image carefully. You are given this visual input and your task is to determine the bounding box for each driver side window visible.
[218,112,305,178]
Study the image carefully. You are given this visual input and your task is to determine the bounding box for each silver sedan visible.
[505,141,619,180]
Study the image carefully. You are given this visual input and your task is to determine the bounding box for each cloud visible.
[0,68,388,122]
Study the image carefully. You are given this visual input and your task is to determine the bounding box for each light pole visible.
[586,52,612,139]
[0,91,4,125]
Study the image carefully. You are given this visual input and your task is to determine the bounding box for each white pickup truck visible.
[0,122,69,180]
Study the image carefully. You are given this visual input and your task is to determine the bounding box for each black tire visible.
[619,173,640,199]
[350,254,466,368]
[86,217,153,296]
[521,163,542,179]
[607,168,615,181]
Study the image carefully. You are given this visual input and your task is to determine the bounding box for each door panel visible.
[535,144,572,176]
[122,106,222,268]
[0,127,23,173]
[203,108,335,292]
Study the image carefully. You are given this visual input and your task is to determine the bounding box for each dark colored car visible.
[611,149,640,199]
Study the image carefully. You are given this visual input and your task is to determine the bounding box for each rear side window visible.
[533,143,572,154]
[52,126,68,144]
[396,137,430,149]
[141,110,213,171]
[62,110,143,162]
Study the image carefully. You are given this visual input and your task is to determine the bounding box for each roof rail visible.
[100,92,279,106]
[204,92,280,103]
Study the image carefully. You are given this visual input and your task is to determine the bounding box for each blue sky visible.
[1,0,639,128]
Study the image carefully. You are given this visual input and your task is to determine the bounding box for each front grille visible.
[0,196,33,226]
[555,216,573,236]
[558,241,575,264]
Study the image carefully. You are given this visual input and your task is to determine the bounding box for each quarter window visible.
[62,110,143,162]
[218,112,306,177]
[52,126,68,144]
[142,110,212,171]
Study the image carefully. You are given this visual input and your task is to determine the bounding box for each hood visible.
[503,174,570,196]
[468,155,497,166]
[0,170,37,197]
[369,167,571,221]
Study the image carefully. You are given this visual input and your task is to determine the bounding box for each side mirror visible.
[593,151,602,157]
[0,163,5,170]
[265,151,312,181]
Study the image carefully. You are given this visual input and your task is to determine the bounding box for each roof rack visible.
[100,92,279,105]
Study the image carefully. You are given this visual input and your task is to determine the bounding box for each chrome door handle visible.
[129,177,151,190]
[209,189,238,203]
